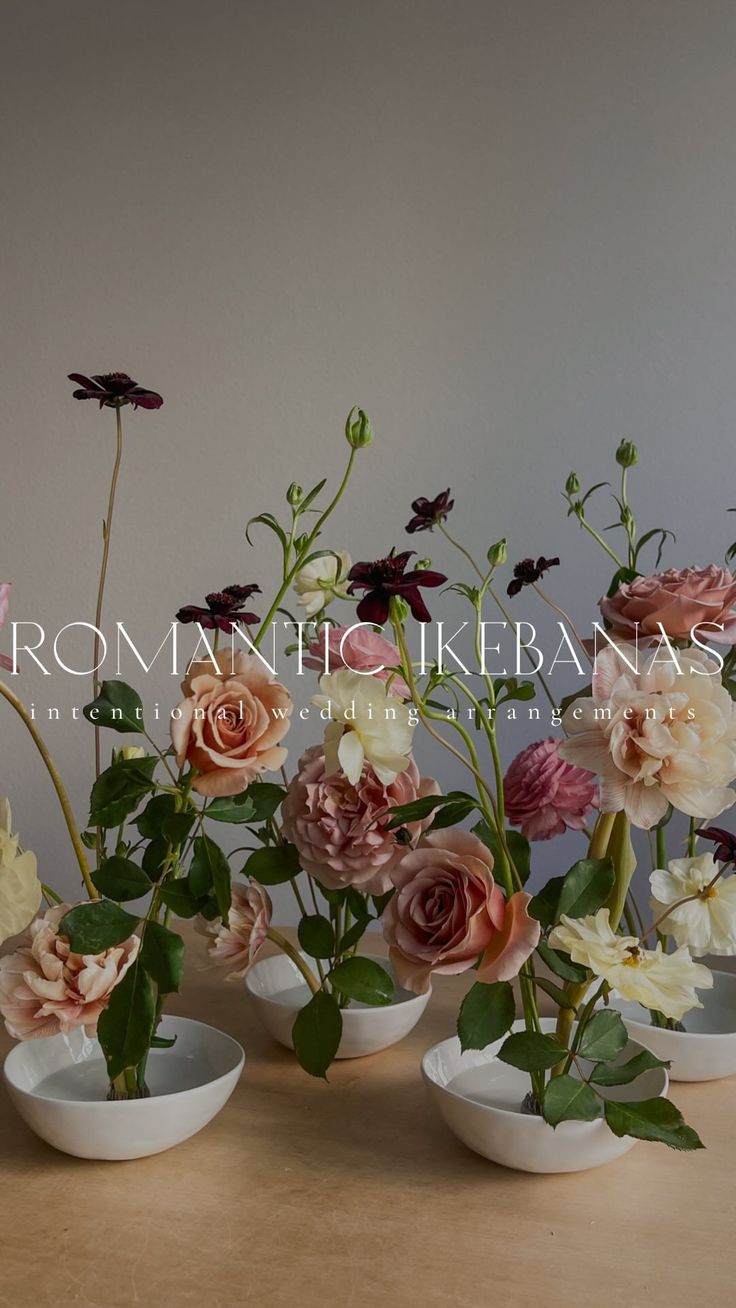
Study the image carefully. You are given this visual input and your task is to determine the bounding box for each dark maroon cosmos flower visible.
[68,372,163,410]
[507,556,560,597]
[176,585,261,634]
[695,826,736,864]
[405,489,454,534]
[347,550,446,625]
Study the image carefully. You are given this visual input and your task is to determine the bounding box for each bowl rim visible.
[611,967,736,1042]
[421,1018,669,1120]
[244,950,431,1011]
[2,1014,245,1109]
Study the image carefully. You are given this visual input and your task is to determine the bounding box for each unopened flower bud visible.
[565,472,581,496]
[345,406,373,449]
[616,439,639,469]
[415,558,432,570]
[119,745,146,762]
[286,482,303,507]
[487,538,508,567]
[389,596,410,624]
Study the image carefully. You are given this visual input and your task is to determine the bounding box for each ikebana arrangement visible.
[2,380,736,1170]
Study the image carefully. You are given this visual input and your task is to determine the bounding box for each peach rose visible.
[0,903,139,1040]
[172,650,292,797]
[382,829,540,993]
[196,880,271,980]
[281,744,439,895]
[600,565,736,644]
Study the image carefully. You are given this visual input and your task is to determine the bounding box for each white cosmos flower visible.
[312,669,415,785]
[650,853,736,956]
[294,551,352,618]
[549,907,713,1022]
[0,799,42,947]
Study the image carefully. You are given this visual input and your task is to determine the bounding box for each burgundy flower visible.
[507,555,560,597]
[405,489,454,534]
[695,826,736,864]
[347,550,446,625]
[68,372,163,410]
[176,584,261,633]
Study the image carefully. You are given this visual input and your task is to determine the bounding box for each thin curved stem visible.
[93,404,124,780]
[266,927,320,993]
[0,680,96,898]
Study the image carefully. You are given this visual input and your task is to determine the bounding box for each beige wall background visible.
[2,0,736,915]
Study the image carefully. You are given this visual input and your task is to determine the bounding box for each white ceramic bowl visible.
[422,1017,669,1174]
[611,968,736,1082]
[245,952,430,1058]
[3,1016,244,1160]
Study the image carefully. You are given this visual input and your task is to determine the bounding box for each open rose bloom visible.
[600,564,736,643]
[0,904,139,1039]
[196,880,272,980]
[504,738,597,841]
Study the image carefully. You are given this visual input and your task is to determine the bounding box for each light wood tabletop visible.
[1,929,733,1308]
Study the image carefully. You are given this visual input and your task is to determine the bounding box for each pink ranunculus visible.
[282,745,439,895]
[195,880,272,980]
[600,565,736,644]
[171,650,293,797]
[382,829,540,993]
[503,737,598,841]
[0,582,13,673]
[0,903,139,1040]
[304,624,411,698]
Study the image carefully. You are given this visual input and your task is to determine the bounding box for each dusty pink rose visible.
[196,880,272,980]
[504,737,597,841]
[304,624,411,698]
[282,744,439,895]
[382,829,540,993]
[0,903,139,1040]
[171,650,292,797]
[0,582,13,673]
[600,565,736,644]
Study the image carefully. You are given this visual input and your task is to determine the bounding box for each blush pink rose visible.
[0,582,13,673]
[382,829,540,993]
[282,744,439,895]
[0,903,139,1040]
[504,738,598,841]
[196,880,272,980]
[171,650,293,797]
[304,624,410,698]
[600,565,736,644]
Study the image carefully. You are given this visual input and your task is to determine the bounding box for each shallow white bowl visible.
[3,1016,244,1160]
[422,1017,669,1174]
[611,968,736,1082]
[245,952,430,1058]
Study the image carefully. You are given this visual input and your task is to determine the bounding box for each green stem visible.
[93,403,124,784]
[266,927,320,993]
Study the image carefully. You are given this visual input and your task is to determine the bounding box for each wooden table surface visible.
[1,929,734,1308]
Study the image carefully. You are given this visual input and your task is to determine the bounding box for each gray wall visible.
[2,0,736,914]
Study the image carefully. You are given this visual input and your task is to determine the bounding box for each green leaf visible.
[542,1074,600,1126]
[247,783,287,822]
[159,877,202,919]
[92,856,152,902]
[59,900,140,953]
[337,920,367,953]
[245,511,289,552]
[371,890,394,915]
[578,1009,628,1062]
[292,990,343,1078]
[297,914,335,960]
[498,1031,567,1071]
[529,876,565,928]
[83,680,146,734]
[191,835,231,921]
[89,756,158,828]
[163,812,195,845]
[244,842,301,886]
[204,793,256,824]
[533,976,578,1010]
[141,921,185,994]
[135,794,177,840]
[142,837,171,882]
[298,477,327,511]
[150,1033,177,1049]
[604,1098,704,1150]
[97,959,155,1080]
[589,1049,670,1086]
[329,957,394,1007]
[429,797,477,830]
[472,821,531,885]
[457,981,516,1052]
[386,791,473,830]
[557,858,615,920]
[536,939,589,983]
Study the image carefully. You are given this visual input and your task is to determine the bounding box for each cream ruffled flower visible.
[312,668,415,784]
[560,644,736,829]
[294,550,352,618]
[650,853,736,956]
[549,908,713,1022]
[0,799,42,946]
